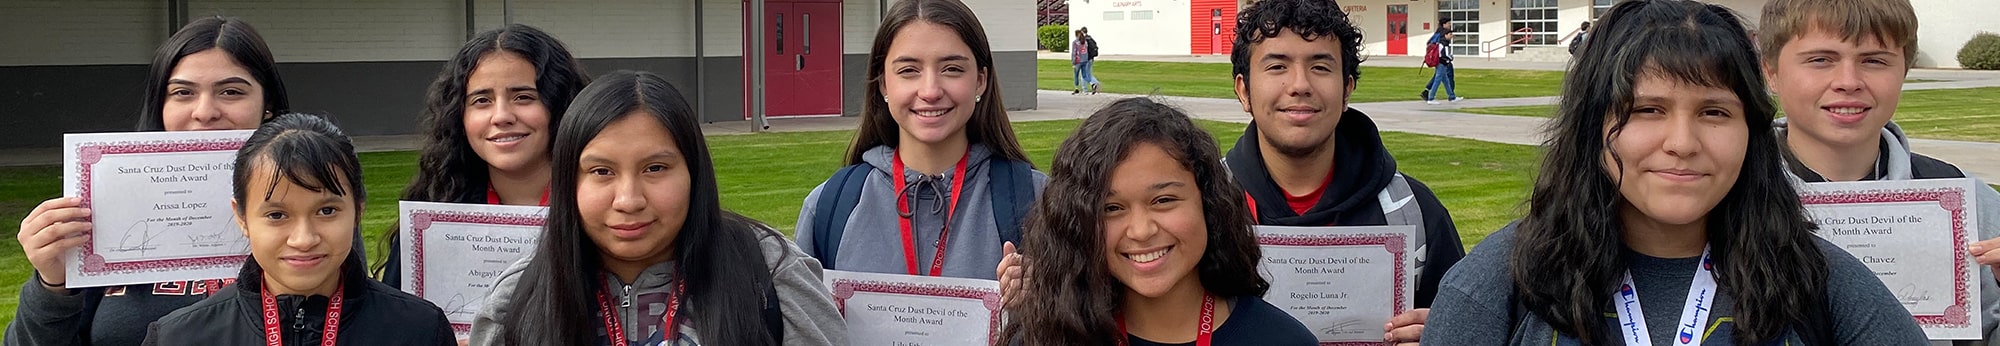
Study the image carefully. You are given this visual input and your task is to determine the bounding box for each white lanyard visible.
[1613,246,1717,346]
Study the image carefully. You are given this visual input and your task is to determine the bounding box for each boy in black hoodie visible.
[1222,0,1464,344]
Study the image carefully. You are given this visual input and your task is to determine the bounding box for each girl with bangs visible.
[1422,0,1925,344]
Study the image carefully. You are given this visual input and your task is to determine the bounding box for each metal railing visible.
[1479,27,1539,56]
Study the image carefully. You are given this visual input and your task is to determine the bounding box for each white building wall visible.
[1068,0,1193,56]
[472,0,697,59]
[0,0,164,66]
[966,0,1038,52]
[194,0,462,62]
[844,0,882,55]
[1905,0,1997,68]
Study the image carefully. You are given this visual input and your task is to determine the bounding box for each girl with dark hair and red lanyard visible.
[144,113,455,346]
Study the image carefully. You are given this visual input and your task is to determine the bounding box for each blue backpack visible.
[809,159,1035,269]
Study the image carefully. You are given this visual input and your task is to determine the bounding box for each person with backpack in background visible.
[1423,23,1461,104]
[1565,21,1592,55]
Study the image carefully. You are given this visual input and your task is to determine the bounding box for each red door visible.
[1387,5,1408,55]
[1191,1,1234,55]
[758,0,843,118]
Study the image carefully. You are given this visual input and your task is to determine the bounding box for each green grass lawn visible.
[1038,60,1568,103]
[1456,87,2000,143]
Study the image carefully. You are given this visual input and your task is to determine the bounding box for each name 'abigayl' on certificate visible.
[824,269,1002,346]
[1254,225,1417,345]
[398,201,547,337]
[1800,178,1981,340]
[62,130,254,288]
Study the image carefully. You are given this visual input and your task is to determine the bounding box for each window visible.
[1510,0,1558,47]
[1593,0,1613,19]
[1104,11,1123,20]
[1132,10,1153,20]
[1438,0,1480,56]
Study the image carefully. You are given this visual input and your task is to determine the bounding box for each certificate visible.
[824,269,1002,346]
[398,201,547,337]
[1254,225,1417,345]
[1800,178,1981,340]
[62,130,253,288]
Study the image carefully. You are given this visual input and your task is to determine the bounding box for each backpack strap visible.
[811,164,874,269]
[988,159,1034,244]
[1379,172,1431,275]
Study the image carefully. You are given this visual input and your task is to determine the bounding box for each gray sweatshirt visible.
[1423,225,1928,345]
[467,230,846,345]
[793,144,1047,279]
[1776,118,2000,344]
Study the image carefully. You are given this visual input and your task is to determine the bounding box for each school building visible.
[0,0,1038,150]
[1069,0,1996,67]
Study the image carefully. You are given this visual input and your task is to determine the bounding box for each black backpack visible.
[809,159,1035,269]
[1086,37,1100,60]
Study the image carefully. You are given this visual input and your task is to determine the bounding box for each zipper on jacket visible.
[620,284,633,308]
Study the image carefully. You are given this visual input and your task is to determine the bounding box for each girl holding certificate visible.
[469,71,845,345]
[1003,98,1317,345]
[144,113,455,345]
[792,0,1047,280]
[1420,1,1925,344]
[374,24,590,289]
[8,16,306,346]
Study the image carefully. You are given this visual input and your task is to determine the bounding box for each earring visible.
[975,95,983,103]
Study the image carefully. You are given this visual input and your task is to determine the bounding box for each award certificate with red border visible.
[398,201,547,337]
[824,269,1002,345]
[1254,225,1417,345]
[1801,178,1981,339]
[61,130,252,288]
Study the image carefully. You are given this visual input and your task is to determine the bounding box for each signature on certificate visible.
[441,292,485,316]
[1896,283,1936,306]
[1321,318,1372,336]
[111,220,169,254]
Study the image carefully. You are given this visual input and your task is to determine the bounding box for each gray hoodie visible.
[1776,118,2000,344]
[467,230,846,345]
[794,144,1048,279]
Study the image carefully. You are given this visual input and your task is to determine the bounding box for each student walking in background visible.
[1423,25,1461,104]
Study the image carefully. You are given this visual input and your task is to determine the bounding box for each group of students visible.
[10,0,2000,345]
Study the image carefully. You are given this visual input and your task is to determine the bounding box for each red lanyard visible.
[891,148,971,277]
[486,185,550,206]
[1116,294,1215,346]
[260,284,343,346]
[595,275,685,345]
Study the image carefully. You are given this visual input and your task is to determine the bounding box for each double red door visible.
[1387,5,1409,55]
[758,0,842,117]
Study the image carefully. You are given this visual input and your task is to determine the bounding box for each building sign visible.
[1344,5,1367,12]
[1113,1,1144,7]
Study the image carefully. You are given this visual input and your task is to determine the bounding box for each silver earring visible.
[975,95,983,103]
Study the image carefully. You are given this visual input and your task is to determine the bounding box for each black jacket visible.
[142,253,454,346]
[1223,108,1466,308]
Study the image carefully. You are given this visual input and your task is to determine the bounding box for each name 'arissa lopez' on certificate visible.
[1254,225,1417,345]
[824,269,1002,346]
[1800,178,1982,340]
[398,201,547,336]
[62,130,253,288]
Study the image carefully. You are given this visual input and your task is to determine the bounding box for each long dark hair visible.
[846,0,1030,166]
[1002,98,1263,344]
[230,113,368,292]
[1511,1,1826,344]
[374,24,589,274]
[139,16,289,131]
[500,71,780,345]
